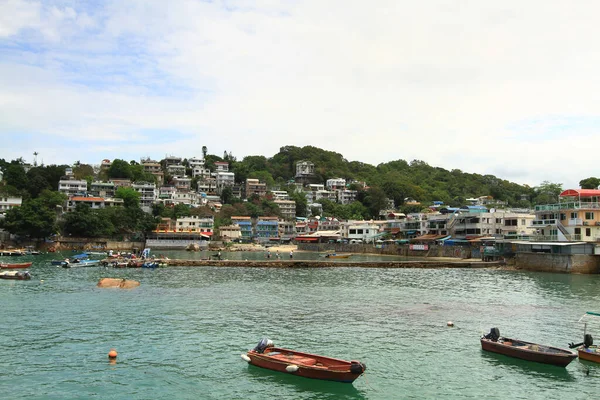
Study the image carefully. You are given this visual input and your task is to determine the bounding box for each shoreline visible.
[105,258,505,269]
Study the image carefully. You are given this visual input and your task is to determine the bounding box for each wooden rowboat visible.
[241,339,366,383]
[481,328,576,367]
[0,262,33,269]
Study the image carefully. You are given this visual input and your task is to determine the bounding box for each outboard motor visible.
[350,360,366,374]
[484,328,500,342]
[584,334,594,348]
[253,338,274,354]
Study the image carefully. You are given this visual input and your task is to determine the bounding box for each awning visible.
[295,236,319,242]
[200,232,213,238]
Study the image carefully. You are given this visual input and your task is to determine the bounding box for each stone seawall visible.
[142,259,502,269]
[515,253,600,274]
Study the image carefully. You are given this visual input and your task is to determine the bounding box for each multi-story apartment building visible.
[532,189,600,242]
[214,161,229,172]
[173,176,192,192]
[66,196,124,212]
[100,159,112,172]
[89,181,115,198]
[219,225,241,241]
[58,178,87,196]
[231,216,253,241]
[141,158,164,186]
[295,161,315,178]
[338,190,358,205]
[0,196,22,215]
[274,199,296,220]
[111,178,132,189]
[188,157,205,168]
[216,171,235,194]
[400,213,428,238]
[326,178,346,191]
[175,216,214,235]
[340,220,381,242]
[197,177,216,194]
[245,178,267,199]
[167,164,186,177]
[278,220,296,239]
[256,217,279,241]
[163,156,182,168]
[271,190,290,200]
[132,182,157,213]
[193,166,211,179]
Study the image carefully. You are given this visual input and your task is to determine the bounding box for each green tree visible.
[579,177,600,190]
[1,197,58,239]
[107,159,133,179]
[221,187,234,205]
[115,187,141,208]
[532,181,563,205]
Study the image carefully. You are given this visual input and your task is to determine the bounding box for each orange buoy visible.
[108,349,118,359]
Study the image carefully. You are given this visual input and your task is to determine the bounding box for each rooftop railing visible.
[535,202,600,211]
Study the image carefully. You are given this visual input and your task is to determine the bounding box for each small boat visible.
[324,253,351,259]
[569,311,600,363]
[0,262,33,269]
[0,270,32,280]
[241,339,366,383]
[51,260,69,266]
[481,328,576,367]
[63,259,101,268]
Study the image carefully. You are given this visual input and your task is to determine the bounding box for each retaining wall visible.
[515,253,600,274]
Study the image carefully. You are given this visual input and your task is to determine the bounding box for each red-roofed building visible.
[533,188,600,242]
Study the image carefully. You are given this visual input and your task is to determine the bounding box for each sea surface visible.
[2,251,600,399]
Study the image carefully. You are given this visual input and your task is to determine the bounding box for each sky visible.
[1,0,599,190]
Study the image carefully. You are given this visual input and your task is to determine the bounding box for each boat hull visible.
[481,338,576,367]
[0,262,33,269]
[578,346,600,363]
[246,347,365,383]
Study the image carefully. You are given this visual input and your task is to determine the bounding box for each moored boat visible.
[480,328,576,367]
[0,270,32,280]
[0,262,33,269]
[324,253,351,259]
[241,339,366,383]
[569,311,600,363]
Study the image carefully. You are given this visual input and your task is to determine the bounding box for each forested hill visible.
[230,145,536,208]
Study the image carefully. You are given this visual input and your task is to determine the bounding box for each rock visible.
[186,243,200,251]
[97,278,140,289]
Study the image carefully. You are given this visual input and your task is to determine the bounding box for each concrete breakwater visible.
[120,259,503,268]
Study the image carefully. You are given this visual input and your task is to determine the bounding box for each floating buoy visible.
[286,365,299,373]
[241,354,251,362]
[447,321,454,327]
[108,349,118,359]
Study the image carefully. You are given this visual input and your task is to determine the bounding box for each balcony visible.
[532,219,557,227]
[535,201,600,212]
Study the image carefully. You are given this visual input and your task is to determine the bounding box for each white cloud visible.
[1,0,600,190]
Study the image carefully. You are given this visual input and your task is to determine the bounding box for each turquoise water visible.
[2,252,600,399]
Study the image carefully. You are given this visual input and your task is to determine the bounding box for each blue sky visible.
[1,0,600,190]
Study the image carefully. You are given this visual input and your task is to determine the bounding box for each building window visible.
[521,219,526,225]
[586,228,591,237]
[585,212,594,220]
[571,212,578,219]
[575,228,581,235]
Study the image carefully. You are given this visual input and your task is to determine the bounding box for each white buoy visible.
[285,365,299,373]
[447,321,454,327]
[241,354,251,362]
